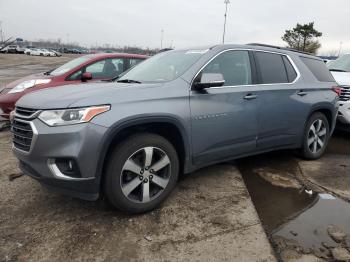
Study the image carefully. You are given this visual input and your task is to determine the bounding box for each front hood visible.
[16,82,165,109]
[330,71,350,86]
[4,73,53,90]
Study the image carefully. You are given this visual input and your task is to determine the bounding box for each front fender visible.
[94,115,193,186]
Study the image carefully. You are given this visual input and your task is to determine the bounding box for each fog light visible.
[55,158,81,178]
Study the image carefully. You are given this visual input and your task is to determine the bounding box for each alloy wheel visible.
[120,147,171,203]
[307,119,327,154]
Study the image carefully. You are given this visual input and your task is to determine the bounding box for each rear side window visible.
[254,52,288,84]
[300,57,334,82]
[282,56,298,82]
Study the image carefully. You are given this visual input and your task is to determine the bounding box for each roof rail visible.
[247,43,312,55]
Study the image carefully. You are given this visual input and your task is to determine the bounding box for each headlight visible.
[38,105,110,126]
[8,79,52,94]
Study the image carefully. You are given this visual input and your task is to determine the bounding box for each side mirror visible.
[193,73,225,90]
[81,72,92,82]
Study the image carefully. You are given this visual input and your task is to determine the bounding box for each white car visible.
[328,54,350,125]
[25,48,56,56]
[41,49,56,56]
[25,48,43,56]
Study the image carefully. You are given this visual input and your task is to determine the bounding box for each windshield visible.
[327,54,350,72]
[118,49,207,83]
[50,56,91,76]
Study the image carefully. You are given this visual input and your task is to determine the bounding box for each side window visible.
[67,70,82,81]
[282,56,298,82]
[201,50,252,86]
[129,58,143,69]
[300,57,335,82]
[68,58,124,80]
[255,52,288,84]
[86,60,106,78]
[110,58,125,76]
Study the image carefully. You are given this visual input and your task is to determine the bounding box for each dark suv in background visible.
[12,44,339,213]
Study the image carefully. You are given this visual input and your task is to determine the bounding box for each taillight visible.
[332,86,342,96]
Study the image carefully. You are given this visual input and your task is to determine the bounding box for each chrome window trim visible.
[12,118,38,155]
[190,48,301,90]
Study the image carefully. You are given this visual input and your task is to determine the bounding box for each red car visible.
[0,53,148,119]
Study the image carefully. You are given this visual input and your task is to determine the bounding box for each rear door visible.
[190,50,259,166]
[253,51,309,149]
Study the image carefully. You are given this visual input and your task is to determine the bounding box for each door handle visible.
[244,94,258,100]
[297,90,308,96]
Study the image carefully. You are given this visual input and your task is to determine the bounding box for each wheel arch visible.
[308,103,336,131]
[95,116,192,190]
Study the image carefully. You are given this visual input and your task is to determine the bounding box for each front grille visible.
[340,86,350,101]
[12,118,33,152]
[15,107,38,118]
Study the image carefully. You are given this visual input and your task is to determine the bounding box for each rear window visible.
[300,57,334,82]
[255,52,288,84]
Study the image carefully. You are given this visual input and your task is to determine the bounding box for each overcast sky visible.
[1,0,349,55]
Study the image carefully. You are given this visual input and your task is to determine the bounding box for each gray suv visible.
[12,44,339,213]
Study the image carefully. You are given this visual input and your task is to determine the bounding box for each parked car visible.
[0,45,7,53]
[6,45,19,53]
[49,49,62,57]
[40,49,56,57]
[327,54,350,126]
[12,44,339,213]
[0,53,148,119]
[25,48,43,56]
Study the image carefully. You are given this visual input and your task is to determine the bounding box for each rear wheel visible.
[300,112,329,159]
[104,133,179,214]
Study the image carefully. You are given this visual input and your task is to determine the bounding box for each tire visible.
[104,133,179,214]
[299,112,330,160]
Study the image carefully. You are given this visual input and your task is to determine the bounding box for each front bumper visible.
[337,101,350,124]
[13,118,108,200]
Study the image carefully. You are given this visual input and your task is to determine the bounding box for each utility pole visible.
[222,0,230,44]
[160,29,164,49]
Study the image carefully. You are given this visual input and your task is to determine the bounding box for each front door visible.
[190,50,259,166]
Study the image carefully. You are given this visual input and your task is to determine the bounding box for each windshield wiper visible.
[117,79,142,84]
[105,75,121,82]
[329,69,348,72]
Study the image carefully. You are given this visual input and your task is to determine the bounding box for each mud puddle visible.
[239,166,350,258]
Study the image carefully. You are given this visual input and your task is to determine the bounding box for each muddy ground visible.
[238,131,350,261]
[1,54,350,262]
[0,130,275,262]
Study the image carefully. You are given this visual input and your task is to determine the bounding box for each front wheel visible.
[299,112,330,160]
[104,133,179,214]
